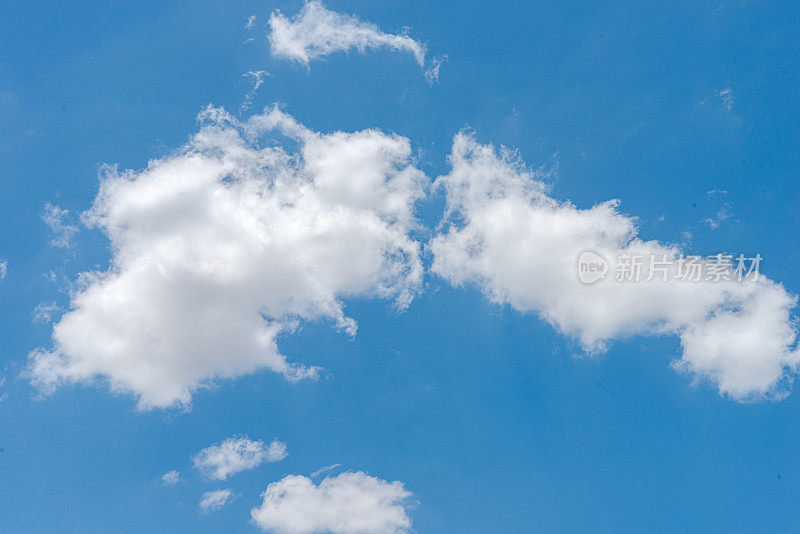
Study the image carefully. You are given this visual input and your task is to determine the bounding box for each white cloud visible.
[423,54,447,84]
[241,70,270,113]
[200,489,233,513]
[27,105,427,409]
[193,436,287,480]
[42,203,79,248]
[310,463,340,478]
[702,202,731,229]
[33,301,62,324]
[268,1,425,68]
[0,260,6,280]
[266,438,289,462]
[251,471,414,534]
[245,15,257,43]
[717,87,735,111]
[429,132,799,400]
[161,470,180,485]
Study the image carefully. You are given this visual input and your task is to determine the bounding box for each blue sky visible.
[2,1,800,532]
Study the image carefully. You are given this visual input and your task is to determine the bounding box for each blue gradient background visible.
[1,1,799,532]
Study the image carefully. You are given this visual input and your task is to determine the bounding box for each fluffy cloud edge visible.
[193,436,288,481]
[26,104,428,410]
[251,471,414,534]
[429,131,800,401]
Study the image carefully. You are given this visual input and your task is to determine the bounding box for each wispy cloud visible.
[702,202,732,229]
[244,15,256,43]
[0,371,7,403]
[240,70,270,113]
[42,203,78,248]
[424,54,447,84]
[268,1,426,67]
[310,463,340,478]
[717,87,735,112]
[160,470,180,485]
[33,302,62,324]
[199,489,233,513]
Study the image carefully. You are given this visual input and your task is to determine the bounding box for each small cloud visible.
[310,463,340,478]
[33,302,62,324]
[199,489,233,513]
[244,15,256,43]
[240,70,271,113]
[251,471,414,534]
[424,54,448,84]
[42,269,74,295]
[42,203,78,248]
[702,202,732,229]
[161,470,180,485]
[717,88,734,112]
[266,439,288,462]
[0,260,6,280]
[193,436,287,481]
[268,1,426,68]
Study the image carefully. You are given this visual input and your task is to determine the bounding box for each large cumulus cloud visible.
[429,132,799,400]
[28,105,427,409]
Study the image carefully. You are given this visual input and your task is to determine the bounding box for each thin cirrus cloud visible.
[268,1,426,68]
[27,104,428,410]
[42,203,79,248]
[429,132,799,400]
[310,463,340,478]
[32,301,62,324]
[199,489,234,513]
[193,436,288,481]
[160,470,180,485]
[250,471,414,534]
